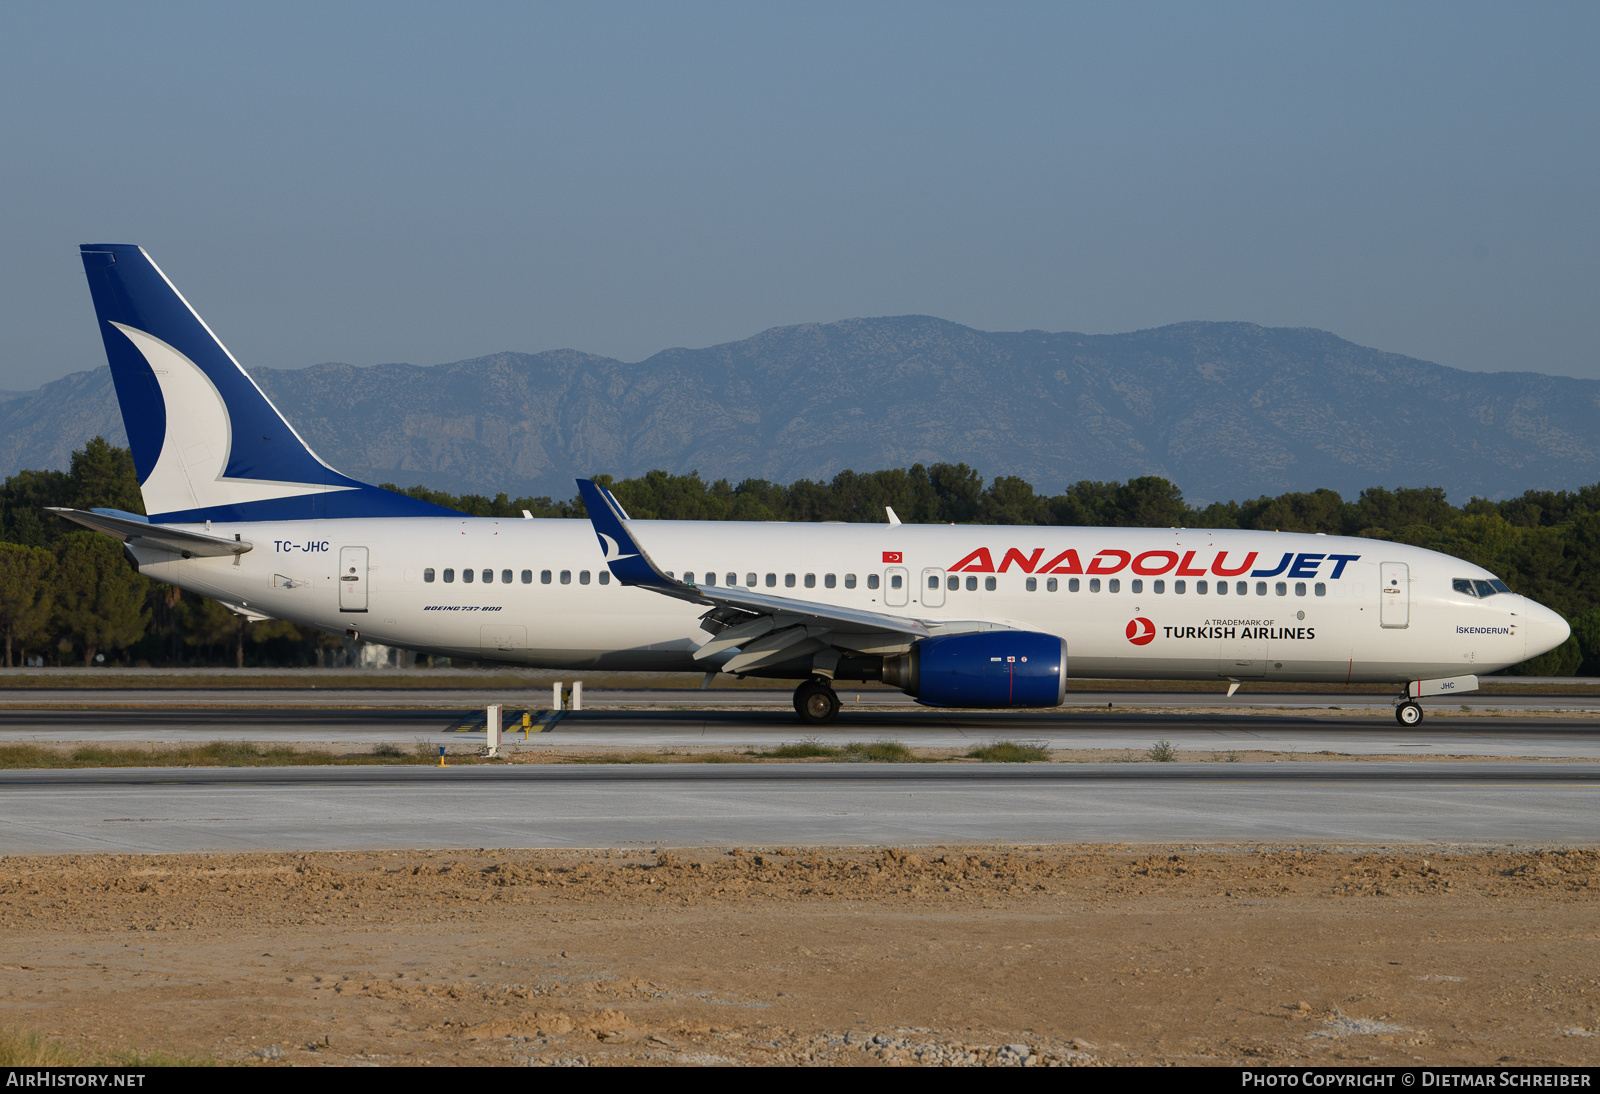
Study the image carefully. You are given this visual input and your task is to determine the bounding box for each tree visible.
[0,543,54,666]
[70,436,144,514]
[176,595,249,669]
[52,532,149,666]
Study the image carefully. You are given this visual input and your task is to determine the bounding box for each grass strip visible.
[0,741,476,770]
[966,740,1052,762]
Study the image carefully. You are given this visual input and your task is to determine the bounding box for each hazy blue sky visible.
[2,2,1596,391]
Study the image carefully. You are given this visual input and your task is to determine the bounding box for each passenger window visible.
[1131,579,1143,593]
[1275,581,1287,596]
[599,572,610,585]
[766,573,777,588]
[1089,578,1101,593]
[965,576,977,592]
[424,568,435,583]
[1294,582,1306,596]
[785,574,796,588]
[927,576,939,590]
[984,576,997,591]
[540,570,552,584]
[1453,578,1476,596]
[746,573,757,587]
[561,570,572,585]
[825,574,837,589]
[846,574,858,589]
[1046,577,1058,592]
[1154,579,1165,594]
[1237,581,1248,595]
[1216,580,1228,596]
[1026,577,1037,592]
[520,570,532,584]
[867,574,879,590]
[501,569,513,584]
[805,574,816,588]
[1174,580,1185,594]
[482,569,492,583]
[1196,580,1208,594]
[891,574,903,590]
[579,571,591,585]
[1107,578,1119,593]
[463,569,474,583]
[1068,578,1080,592]
[947,576,958,591]
[1255,581,1267,596]
[727,573,737,587]
[1314,582,1326,597]
[1474,580,1496,598]
[705,573,716,586]
[443,568,455,583]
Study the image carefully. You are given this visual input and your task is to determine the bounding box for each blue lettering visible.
[1326,554,1360,578]
[1251,552,1292,578]
[1288,553,1324,578]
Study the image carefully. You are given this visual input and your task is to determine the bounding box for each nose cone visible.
[1522,600,1571,661]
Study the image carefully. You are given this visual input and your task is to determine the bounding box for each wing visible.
[576,479,1001,674]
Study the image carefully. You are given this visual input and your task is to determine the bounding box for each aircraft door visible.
[922,567,946,608]
[338,546,369,612]
[1380,562,1410,628]
[885,566,909,607]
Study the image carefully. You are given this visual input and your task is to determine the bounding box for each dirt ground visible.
[2,846,1598,1067]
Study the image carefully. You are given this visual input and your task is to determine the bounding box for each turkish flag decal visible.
[882,551,903,563]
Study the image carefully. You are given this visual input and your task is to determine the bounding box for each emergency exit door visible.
[339,546,369,612]
[885,566,909,606]
[1380,562,1409,628]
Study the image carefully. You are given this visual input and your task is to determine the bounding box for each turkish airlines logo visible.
[882,551,903,563]
[1126,618,1155,646]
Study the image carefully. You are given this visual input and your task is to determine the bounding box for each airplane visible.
[52,244,1571,727]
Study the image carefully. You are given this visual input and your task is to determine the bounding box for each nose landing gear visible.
[794,679,841,725]
[1395,699,1424,725]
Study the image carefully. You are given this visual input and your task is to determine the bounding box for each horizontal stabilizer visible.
[47,507,252,558]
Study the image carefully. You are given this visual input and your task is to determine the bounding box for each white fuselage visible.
[128,517,1562,684]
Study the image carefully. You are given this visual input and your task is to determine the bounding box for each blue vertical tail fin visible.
[79,244,453,522]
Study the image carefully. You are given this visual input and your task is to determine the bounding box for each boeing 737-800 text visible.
[52,245,1570,725]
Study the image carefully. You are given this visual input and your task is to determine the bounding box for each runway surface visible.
[1,763,1595,854]
[5,705,1600,758]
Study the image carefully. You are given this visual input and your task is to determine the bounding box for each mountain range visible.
[5,317,1600,504]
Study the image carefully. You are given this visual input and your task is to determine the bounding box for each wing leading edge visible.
[575,478,1000,675]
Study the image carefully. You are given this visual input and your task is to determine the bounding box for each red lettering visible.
[949,548,995,573]
[1086,549,1131,575]
[1131,550,1178,576]
[1176,550,1208,576]
[1211,551,1257,577]
[1040,549,1083,574]
[998,547,1044,573]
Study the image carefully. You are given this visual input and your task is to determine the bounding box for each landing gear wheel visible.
[794,680,841,726]
[1396,701,1423,726]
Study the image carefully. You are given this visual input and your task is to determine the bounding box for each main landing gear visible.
[794,678,841,725]
[1395,699,1424,726]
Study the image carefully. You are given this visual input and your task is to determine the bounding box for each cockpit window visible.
[1456,577,1508,598]
[1453,579,1477,597]
[1490,579,1511,594]
[1473,580,1496,598]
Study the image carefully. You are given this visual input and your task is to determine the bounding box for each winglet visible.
[576,479,681,589]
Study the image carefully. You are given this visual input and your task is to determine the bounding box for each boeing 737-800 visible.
[52,245,1571,725]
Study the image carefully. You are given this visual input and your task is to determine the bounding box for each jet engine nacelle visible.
[881,631,1067,708]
